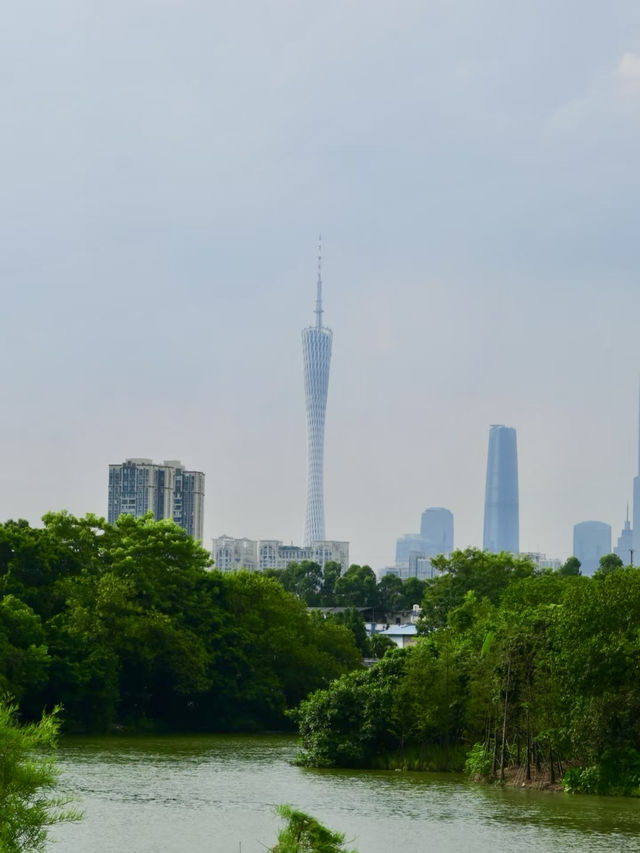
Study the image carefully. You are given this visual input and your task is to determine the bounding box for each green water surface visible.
[51,735,640,852]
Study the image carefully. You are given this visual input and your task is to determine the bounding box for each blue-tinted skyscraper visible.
[420,507,454,555]
[302,245,332,546]
[573,520,611,576]
[395,507,454,568]
[633,389,640,561]
[483,425,519,553]
[614,508,633,565]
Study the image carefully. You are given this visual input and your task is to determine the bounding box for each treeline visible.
[264,561,427,611]
[295,549,640,795]
[0,512,361,733]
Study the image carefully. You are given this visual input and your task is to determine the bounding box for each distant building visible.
[413,556,439,580]
[395,533,428,568]
[632,390,640,561]
[519,552,562,571]
[212,537,258,572]
[395,507,454,569]
[380,558,439,582]
[108,458,204,540]
[573,521,612,577]
[614,510,634,565]
[211,536,349,573]
[420,507,454,555]
[483,425,519,553]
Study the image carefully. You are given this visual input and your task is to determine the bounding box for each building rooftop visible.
[378,624,418,637]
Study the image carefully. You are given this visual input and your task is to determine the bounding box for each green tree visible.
[0,512,362,734]
[319,561,342,606]
[551,568,640,768]
[402,577,427,609]
[334,565,379,609]
[264,561,324,605]
[270,805,357,853]
[419,549,536,632]
[595,553,624,575]
[369,633,396,659]
[558,556,581,576]
[326,608,369,657]
[376,574,405,613]
[0,596,50,710]
[295,650,409,767]
[0,701,80,852]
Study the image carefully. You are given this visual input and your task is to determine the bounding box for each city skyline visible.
[2,2,640,568]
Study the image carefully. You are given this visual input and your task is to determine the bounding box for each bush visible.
[269,805,357,853]
[464,743,493,780]
[563,749,640,796]
[0,701,80,852]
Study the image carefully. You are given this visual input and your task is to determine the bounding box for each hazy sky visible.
[2,1,640,568]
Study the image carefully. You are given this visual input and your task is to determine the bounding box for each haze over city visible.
[2,1,640,568]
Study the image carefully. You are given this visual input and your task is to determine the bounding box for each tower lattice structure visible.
[302,242,332,546]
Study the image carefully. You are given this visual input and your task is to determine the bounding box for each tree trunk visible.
[500,656,511,782]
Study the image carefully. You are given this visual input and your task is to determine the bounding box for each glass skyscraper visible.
[302,246,332,546]
[632,389,640,561]
[483,425,519,554]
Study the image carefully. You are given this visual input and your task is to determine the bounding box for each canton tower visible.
[302,241,332,546]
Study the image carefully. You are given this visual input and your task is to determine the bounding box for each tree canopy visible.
[0,512,361,733]
[295,554,640,794]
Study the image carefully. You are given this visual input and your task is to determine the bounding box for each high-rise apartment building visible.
[302,243,332,546]
[573,520,611,576]
[108,458,205,540]
[483,425,519,554]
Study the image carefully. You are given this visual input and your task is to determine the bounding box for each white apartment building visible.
[211,536,349,573]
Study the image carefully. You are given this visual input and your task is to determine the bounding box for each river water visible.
[51,735,640,852]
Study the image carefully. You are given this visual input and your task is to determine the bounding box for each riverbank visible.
[489,765,565,793]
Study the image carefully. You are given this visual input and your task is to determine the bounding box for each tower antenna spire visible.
[315,234,323,329]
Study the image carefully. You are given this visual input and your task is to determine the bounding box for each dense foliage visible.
[265,562,427,613]
[0,701,79,852]
[269,805,357,853]
[0,512,361,732]
[295,549,640,794]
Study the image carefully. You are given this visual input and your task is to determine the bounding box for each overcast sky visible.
[2,1,640,568]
